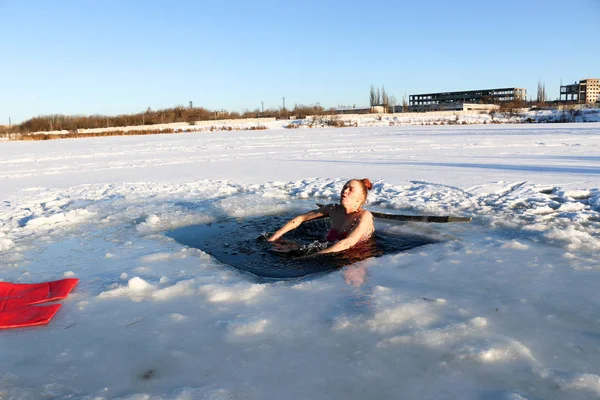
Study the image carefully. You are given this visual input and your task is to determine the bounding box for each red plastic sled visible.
[0,304,62,329]
[0,278,79,312]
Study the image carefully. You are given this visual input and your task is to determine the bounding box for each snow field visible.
[0,124,599,399]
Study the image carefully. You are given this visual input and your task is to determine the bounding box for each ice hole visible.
[165,213,440,279]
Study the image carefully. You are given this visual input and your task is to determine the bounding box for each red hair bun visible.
[362,178,373,191]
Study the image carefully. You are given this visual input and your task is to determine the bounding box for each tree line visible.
[1,104,330,134]
[0,80,575,134]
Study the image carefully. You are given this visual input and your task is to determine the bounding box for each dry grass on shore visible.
[19,129,177,141]
[14,125,269,141]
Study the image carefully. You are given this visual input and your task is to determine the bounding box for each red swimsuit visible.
[326,229,348,242]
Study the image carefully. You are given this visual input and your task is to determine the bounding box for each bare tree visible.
[541,82,546,103]
[389,95,397,114]
[402,92,409,112]
[369,85,377,106]
[376,87,381,106]
[536,80,547,104]
[381,86,389,111]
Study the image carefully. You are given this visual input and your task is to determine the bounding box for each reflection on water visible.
[165,214,439,279]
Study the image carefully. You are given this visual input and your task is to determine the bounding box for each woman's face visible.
[340,180,365,210]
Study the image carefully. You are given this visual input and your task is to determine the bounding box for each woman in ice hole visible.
[268,179,375,255]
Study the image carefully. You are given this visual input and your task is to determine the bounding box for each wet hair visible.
[359,178,373,192]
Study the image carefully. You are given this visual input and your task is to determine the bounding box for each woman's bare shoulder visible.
[360,210,374,222]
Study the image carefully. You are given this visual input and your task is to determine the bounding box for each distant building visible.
[335,106,386,114]
[213,110,228,117]
[409,88,526,112]
[390,103,498,113]
[560,78,600,104]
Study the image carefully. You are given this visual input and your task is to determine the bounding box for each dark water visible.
[165,214,439,279]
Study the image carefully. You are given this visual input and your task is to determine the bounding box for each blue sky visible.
[1,0,599,124]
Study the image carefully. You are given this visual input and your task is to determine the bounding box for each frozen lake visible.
[1,123,599,399]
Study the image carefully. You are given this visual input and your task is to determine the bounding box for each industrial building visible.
[559,78,600,104]
[409,88,526,112]
[335,105,386,114]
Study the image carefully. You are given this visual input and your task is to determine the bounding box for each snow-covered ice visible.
[0,122,599,399]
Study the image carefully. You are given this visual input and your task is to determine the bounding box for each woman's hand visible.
[267,234,280,242]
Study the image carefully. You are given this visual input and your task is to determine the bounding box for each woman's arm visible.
[316,211,373,254]
[267,205,332,242]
